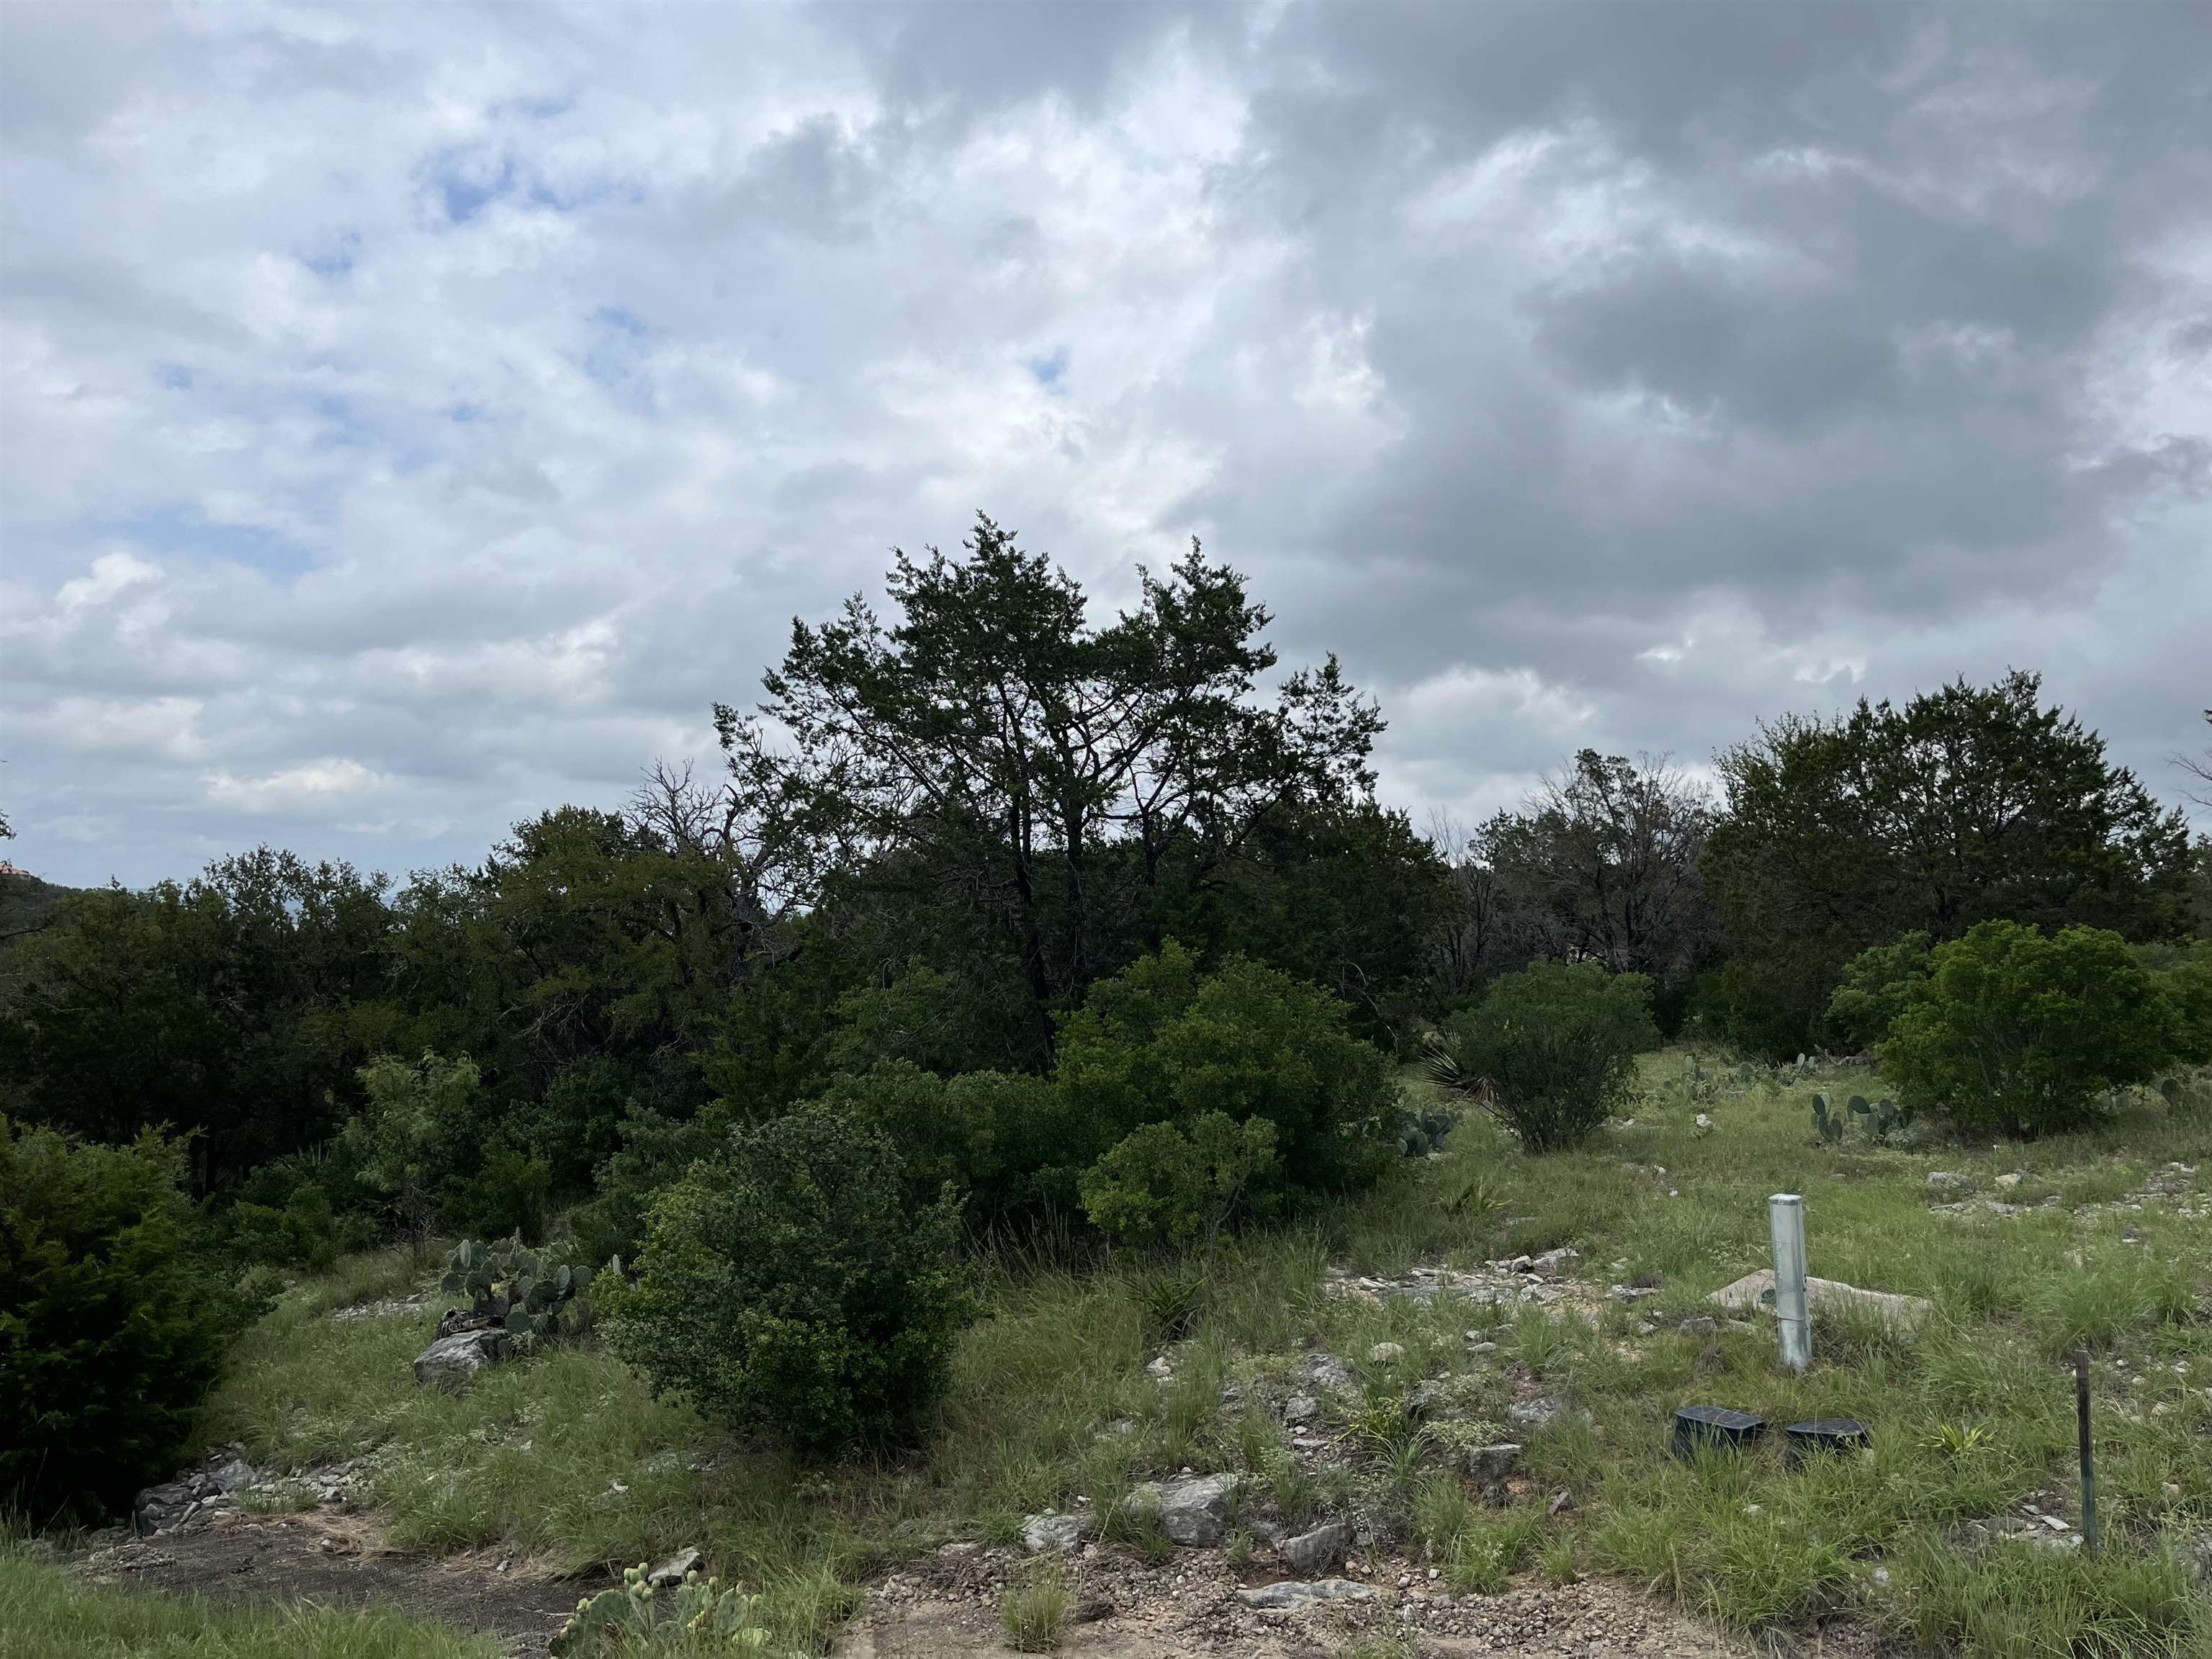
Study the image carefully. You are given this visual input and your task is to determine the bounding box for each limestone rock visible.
[1282,1394,1319,1426]
[1508,1395,1572,1431]
[412,1328,509,1388]
[1709,1269,1934,1332]
[1927,1171,1972,1192]
[1134,1473,1242,1547]
[1237,1578,1375,1609]
[1465,1443,1521,1487]
[647,1547,702,1587]
[1275,1519,1350,1575]
[1020,1512,1084,1553]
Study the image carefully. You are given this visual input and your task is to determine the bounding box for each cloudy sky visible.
[4,1,2208,889]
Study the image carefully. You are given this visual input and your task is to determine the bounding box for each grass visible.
[999,1556,1069,1651]
[0,1550,499,1658]
[189,1049,2212,1655]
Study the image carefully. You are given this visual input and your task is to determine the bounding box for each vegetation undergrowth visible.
[198,1049,2211,1655]
[0,1548,500,1658]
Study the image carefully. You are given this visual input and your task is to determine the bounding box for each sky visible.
[3,0,2208,890]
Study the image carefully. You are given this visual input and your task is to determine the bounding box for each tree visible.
[2,1120,258,1521]
[1701,671,2192,1057]
[1476,751,1719,1025]
[2175,709,2212,809]
[715,515,1385,1053]
[0,850,396,1189]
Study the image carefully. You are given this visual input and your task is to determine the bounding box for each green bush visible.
[1,1120,259,1521]
[1880,921,2175,1138]
[2159,940,2212,1064]
[1823,931,1933,1051]
[341,1051,485,1243]
[812,1062,1074,1229]
[1056,944,1398,1202]
[603,1105,972,1456]
[1431,962,1660,1152]
[1079,1111,1281,1250]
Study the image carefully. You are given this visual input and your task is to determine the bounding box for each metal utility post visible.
[1769,1194,1811,1372]
[2076,1352,2100,1554]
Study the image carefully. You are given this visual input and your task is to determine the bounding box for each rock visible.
[1509,1395,1572,1431]
[1995,1172,2023,1190]
[1927,1171,1972,1192]
[1529,1246,1579,1280]
[1136,1473,1242,1547]
[1237,1578,1375,1609]
[1465,1443,1521,1487]
[1282,1394,1320,1426]
[207,1457,256,1495]
[1020,1513,1084,1553]
[1466,1338,1498,1356]
[646,1547,702,1587]
[1709,1269,1934,1333]
[1146,1355,1175,1382]
[1275,1520,1351,1575]
[1367,1341,1405,1364]
[1694,1114,1714,1133]
[131,1481,199,1536]
[433,1307,502,1341]
[1304,1352,1357,1395]
[411,1328,508,1388]
[1610,1285,1660,1302]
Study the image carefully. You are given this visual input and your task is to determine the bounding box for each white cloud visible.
[1,1,2206,884]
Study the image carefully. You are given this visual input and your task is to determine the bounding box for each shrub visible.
[813,1062,1075,1229]
[1880,921,2175,1138]
[603,1105,972,1455]
[1,1120,259,1521]
[1079,1112,1281,1251]
[1057,944,1399,1202]
[1823,931,1933,1050]
[2159,940,2212,1064]
[1431,962,1659,1152]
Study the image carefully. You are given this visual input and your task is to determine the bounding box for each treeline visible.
[1,521,2207,1248]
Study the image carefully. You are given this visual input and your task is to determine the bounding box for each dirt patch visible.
[839,1541,1786,1657]
[72,1509,590,1657]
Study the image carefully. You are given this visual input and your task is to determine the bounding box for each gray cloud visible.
[3,0,2207,888]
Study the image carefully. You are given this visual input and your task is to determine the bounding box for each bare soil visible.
[72,1509,589,1658]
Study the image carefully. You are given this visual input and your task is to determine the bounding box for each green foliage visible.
[551,1562,793,1656]
[1880,921,2177,1138]
[1825,931,1933,1050]
[1057,943,1399,1202]
[1431,961,1660,1152]
[438,1233,595,1344]
[604,1105,972,1456]
[342,1051,485,1242]
[811,1061,1074,1229]
[0,849,396,1190]
[2157,939,2212,1063]
[1703,671,2192,1058]
[1079,1112,1281,1250]
[0,1119,258,1521]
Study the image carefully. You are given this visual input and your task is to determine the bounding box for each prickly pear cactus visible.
[441,1233,601,1346]
[550,1563,785,1655]
[1811,1094,1843,1143]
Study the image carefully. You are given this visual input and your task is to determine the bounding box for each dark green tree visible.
[1475,750,1719,1028]
[1701,671,2192,1057]
[716,515,1387,1053]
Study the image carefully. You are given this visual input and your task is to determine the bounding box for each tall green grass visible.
[0,1551,499,1659]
